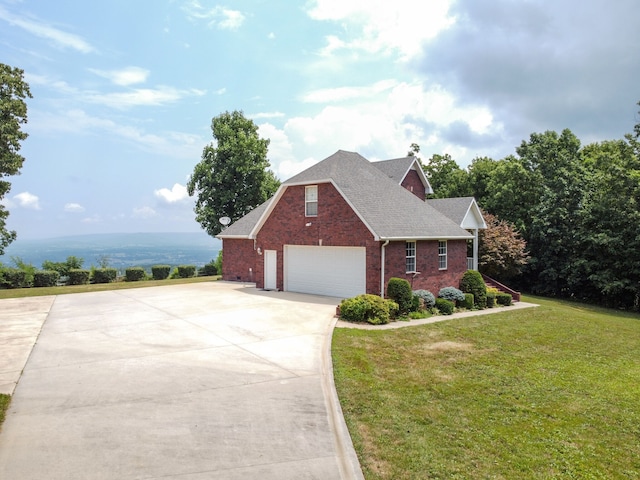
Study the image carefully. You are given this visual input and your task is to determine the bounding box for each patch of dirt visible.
[425,341,474,352]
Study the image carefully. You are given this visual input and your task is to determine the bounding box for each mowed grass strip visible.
[0,275,218,299]
[332,296,640,479]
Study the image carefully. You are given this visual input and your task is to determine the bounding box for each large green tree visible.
[422,153,471,198]
[0,64,32,255]
[187,110,280,236]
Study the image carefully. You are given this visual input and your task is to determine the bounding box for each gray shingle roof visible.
[219,150,473,240]
[217,199,272,237]
[371,156,417,183]
[427,197,476,225]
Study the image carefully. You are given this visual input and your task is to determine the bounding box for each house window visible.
[305,185,318,216]
[438,240,447,270]
[406,241,416,273]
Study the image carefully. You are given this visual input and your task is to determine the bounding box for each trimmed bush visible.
[1,268,28,289]
[486,292,496,308]
[68,269,90,285]
[92,268,117,284]
[435,298,455,315]
[496,293,513,306]
[125,267,146,282]
[151,265,171,280]
[438,286,465,303]
[459,270,487,308]
[460,293,474,309]
[387,277,413,313]
[177,265,197,278]
[413,289,436,309]
[340,294,398,325]
[33,270,60,287]
[199,262,217,276]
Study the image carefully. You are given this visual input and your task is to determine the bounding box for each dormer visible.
[372,156,433,200]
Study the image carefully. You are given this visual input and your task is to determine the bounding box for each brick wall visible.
[383,239,468,295]
[221,238,256,283]
[400,169,426,201]
[254,182,379,292]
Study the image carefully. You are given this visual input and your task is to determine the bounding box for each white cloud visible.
[13,192,41,210]
[89,66,150,86]
[154,183,189,204]
[182,1,245,30]
[302,79,397,103]
[261,80,502,176]
[132,206,157,219]
[0,6,94,53]
[30,109,204,160]
[307,0,455,61]
[81,214,101,224]
[251,111,285,120]
[84,86,205,109]
[64,203,85,213]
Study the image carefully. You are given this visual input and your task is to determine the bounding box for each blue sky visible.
[1,0,639,240]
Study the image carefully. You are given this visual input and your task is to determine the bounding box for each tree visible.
[0,64,32,255]
[187,110,280,236]
[422,153,471,198]
[478,211,529,280]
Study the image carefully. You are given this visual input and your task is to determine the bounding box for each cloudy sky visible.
[1,0,638,240]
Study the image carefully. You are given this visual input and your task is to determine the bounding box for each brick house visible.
[218,150,486,298]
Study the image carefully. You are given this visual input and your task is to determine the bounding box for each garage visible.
[284,245,366,298]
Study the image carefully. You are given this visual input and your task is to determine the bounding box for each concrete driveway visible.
[0,281,364,479]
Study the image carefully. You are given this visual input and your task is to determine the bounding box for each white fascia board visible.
[405,158,433,195]
[216,234,251,239]
[380,234,474,241]
[460,198,487,229]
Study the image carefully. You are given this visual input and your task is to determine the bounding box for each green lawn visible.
[332,296,640,479]
[0,275,219,299]
[0,394,9,429]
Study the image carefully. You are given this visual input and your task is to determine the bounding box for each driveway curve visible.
[0,281,364,479]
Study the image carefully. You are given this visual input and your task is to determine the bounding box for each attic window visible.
[406,241,416,273]
[305,185,318,217]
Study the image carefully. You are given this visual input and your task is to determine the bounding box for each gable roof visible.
[427,197,487,230]
[219,150,473,241]
[372,156,433,194]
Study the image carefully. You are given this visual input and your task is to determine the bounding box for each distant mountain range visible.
[1,232,221,271]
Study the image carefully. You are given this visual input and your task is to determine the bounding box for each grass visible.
[0,275,219,299]
[0,394,9,429]
[332,295,640,479]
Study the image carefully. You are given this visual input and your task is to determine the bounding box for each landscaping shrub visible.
[387,277,413,313]
[340,294,398,325]
[486,292,496,308]
[435,298,455,315]
[92,268,117,284]
[151,265,171,280]
[68,269,90,285]
[496,293,513,306]
[33,270,60,287]
[411,294,421,312]
[460,293,475,309]
[199,261,217,276]
[125,267,146,282]
[413,289,436,309]
[438,286,465,303]
[459,270,487,308]
[0,268,28,289]
[177,265,197,278]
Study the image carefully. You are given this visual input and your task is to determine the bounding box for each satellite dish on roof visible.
[219,216,231,226]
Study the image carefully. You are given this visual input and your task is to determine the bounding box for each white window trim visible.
[438,240,447,270]
[305,185,318,217]
[406,241,416,273]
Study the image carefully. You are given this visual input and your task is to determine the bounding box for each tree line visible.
[419,105,640,310]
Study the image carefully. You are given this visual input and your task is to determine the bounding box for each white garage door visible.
[284,245,366,298]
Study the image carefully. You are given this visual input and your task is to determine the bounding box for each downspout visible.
[380,240,389,297]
